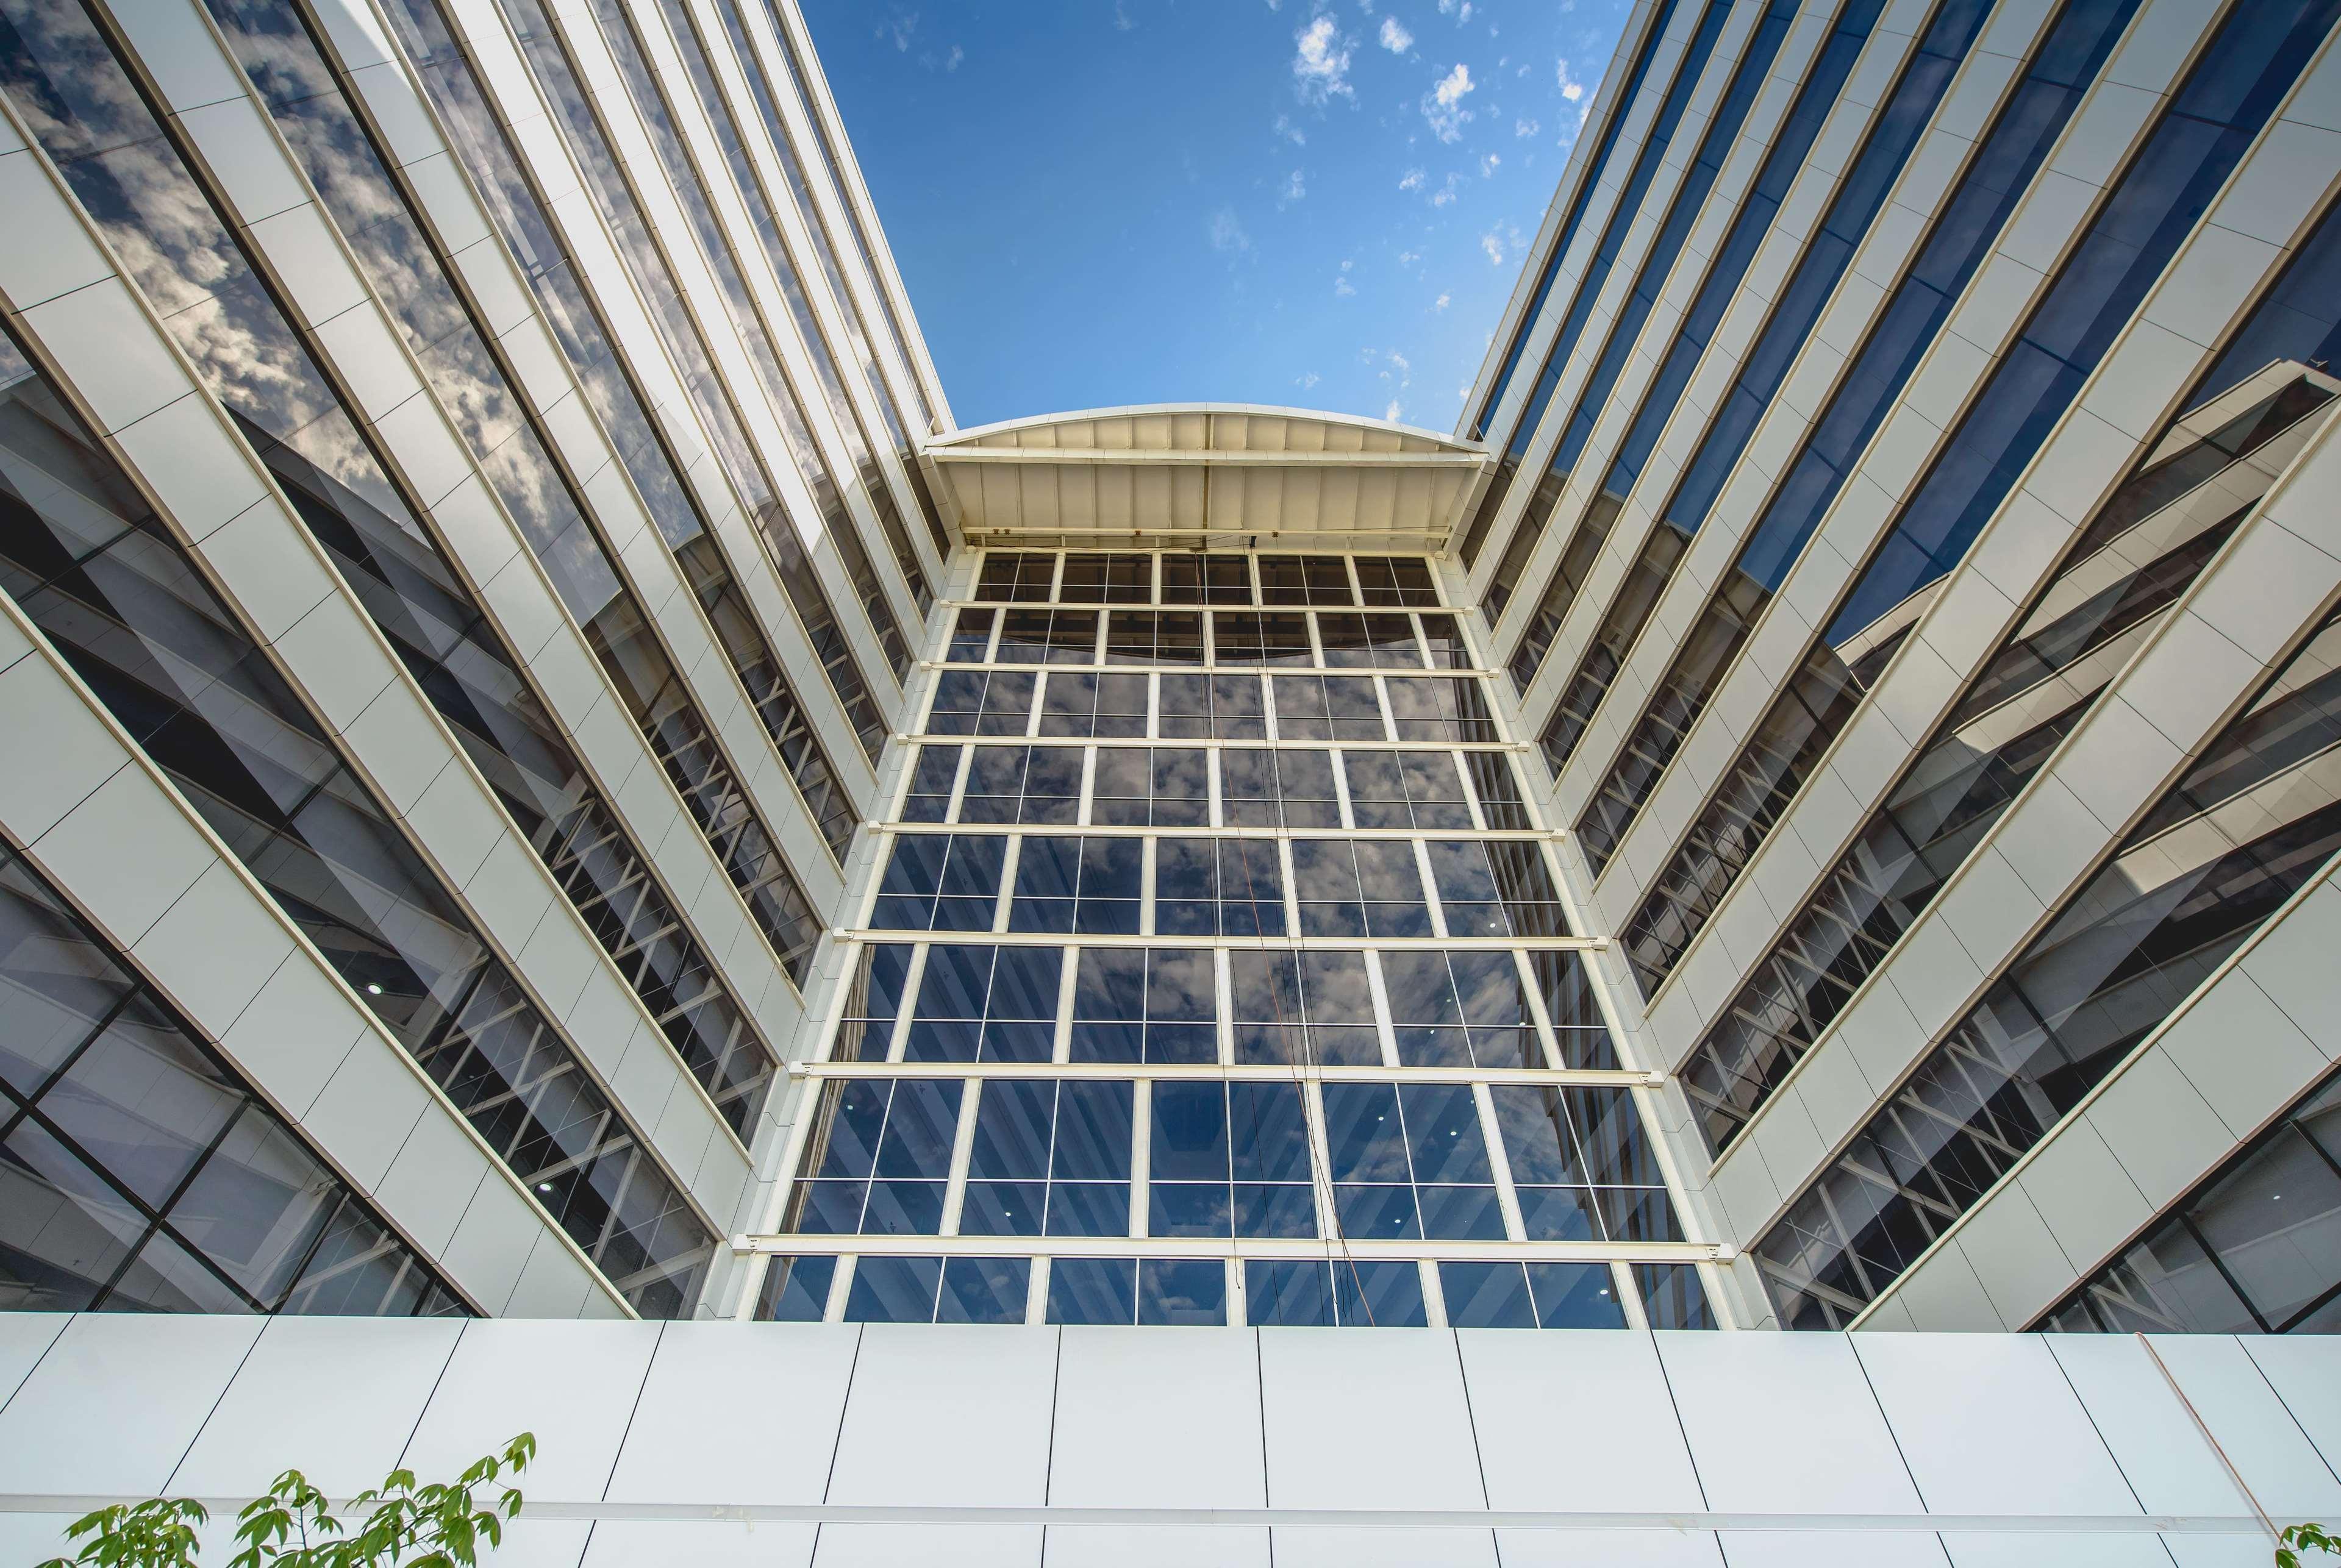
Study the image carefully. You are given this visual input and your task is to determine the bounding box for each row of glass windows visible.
[17,0,831,988]
[2042,1068,2341,1335]
[1463,0,1685,447]
[498,0,892,753]
[375,0,863,852]
[925,669,1498,744]
[901,743,1532,833]
[640,0,935,616]
[1456,0,1740,569]
[974,552,1440,608]
[786,1074,1678,1244]
[573,0,915,679]
[1499,0,1996,674]
[757,1253,1715,1329]
[870,833,1571,943]
[0,841,465,1318]
[0,342,714,1316]
[942,607,1472,670]
[1571,0,2332,883]
[829,941,1617,1070]
[1756,605,2341,1328]
[1482,0,1889,625]
[1675,366,2337,1153]
[0,16,798,1138]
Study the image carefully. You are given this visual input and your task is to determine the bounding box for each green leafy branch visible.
[2282,1523,2340,1567]
[36,1434,535,1568]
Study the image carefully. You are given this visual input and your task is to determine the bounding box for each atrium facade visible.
[9,0,2341,1556]
[0,0,2336,1363]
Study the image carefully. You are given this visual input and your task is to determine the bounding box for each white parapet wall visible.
[1,1314,2336,1566]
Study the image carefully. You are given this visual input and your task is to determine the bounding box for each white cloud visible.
[1556,55,1586,118]
[1397,248,1421,267]
[1296,370,1321,390]
[1378,15,1412,51]
[1273,113,1307,145]
[1334,274,1357,296]
[1293,15,1355,104]
[1480,227,1506,265]
[1208,207,1251,252]
[943,43,963,70]
[1389,350,1411,377]
[1423,62,1474,141]
[1340,257,1354,271]
[1385,399,1403,421]
[1280,168,1306,205]
[1114,0,1135,28]
[1479,151,1500,176]
[1435,291,1451,311]
[1515,116,1540,137]
[1431,172,1460,206]
[879,10,915,49]
[1459,1,1473,20]
[1398,167,1426,191]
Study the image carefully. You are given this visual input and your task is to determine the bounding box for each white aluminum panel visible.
[2148,1334,2341,1518]
[2239,1336,2341,1470]
[1041,1525,1269,1568]
[170,1316,465,1497]
[824,1324,1059,1508]
[0,1315,262,1494]
[402,1321,663,1503]
[1259,1328,1484,1512]
[0,1313,67,1408]
[607,1323,858,1505]
[583,1521,816,1567]
[1716,1533,1949,1567]
[0,656,124,845]
[1940,1539,2170,1568]
[1850,1334,2135,1516]
[814,1523,1040,1566]
[1049,1326,1263,1509]
[1493,1530,1724,1566]
[1268,1527,1497,1567]
[1656,1332,1923,1514]
[2043,1336,2251,1517]
[1459,1330,1701,1513]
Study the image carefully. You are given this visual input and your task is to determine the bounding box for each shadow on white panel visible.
[1493,1527,1725,1565]
[1940,1534,2181,1568]
[813,1522,1044,1567]
[1269,1525,1499,1567]
[1040,1523,1270,1567]
[582,1519,818,1567]
[1715,1530,1950,1567]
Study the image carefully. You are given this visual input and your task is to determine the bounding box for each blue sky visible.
[801,0,1636,434]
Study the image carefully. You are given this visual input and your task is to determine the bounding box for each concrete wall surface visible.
[0,1314,2335,1566]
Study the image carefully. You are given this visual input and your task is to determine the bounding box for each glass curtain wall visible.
[1519,0,2130,755]
[1454,0,1735,572]
[1757,606,2341,1327]
[1673,360,2339,1153]
[1574,0,2340,903]
[373,0,861,859]
[749,552,1720,1330]
[1485,0,1903,622]
[496,0,892,756]
[0,837,466,1318]
[37,0,831,982]
[1465,0,1686,450]
[0,0,794,1133]
[2042,1067,2341,1334]
[0,335,714,1314]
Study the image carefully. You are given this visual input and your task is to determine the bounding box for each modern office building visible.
[3,0,2341,1557]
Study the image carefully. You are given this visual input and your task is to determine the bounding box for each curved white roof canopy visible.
[920,404,1488,553]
